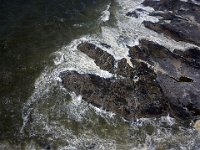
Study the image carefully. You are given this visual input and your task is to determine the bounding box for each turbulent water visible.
[0,0,200,149]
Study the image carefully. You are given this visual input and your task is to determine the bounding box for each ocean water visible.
[0,0,110,146]
[0,0,200,149]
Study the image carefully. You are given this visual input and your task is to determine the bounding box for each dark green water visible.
[0,0,110,145]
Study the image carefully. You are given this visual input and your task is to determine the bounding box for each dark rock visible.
[129,40,200,120]
[77,42,115,73]
[143,20,200,46]
[143,0,200,23]
[126,11,139,18]
[149,12,182,21]
[38,140,52,150]
[61,42,168,120]
[116,58,135,78]
[126,8,147,18]
[142,0,200,46]
[60,40,200,121]
[78,42,135,78]
[174,48,200,68]
[60,68,166,120]
[100,42,112,49]
[157,73,200,119]
[174,76,193,82]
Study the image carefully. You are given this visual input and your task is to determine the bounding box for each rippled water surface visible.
[0,0,110,145]
[0,0,200,149]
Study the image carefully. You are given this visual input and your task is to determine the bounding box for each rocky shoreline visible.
[60,0,200,122]
[142,0,200,46]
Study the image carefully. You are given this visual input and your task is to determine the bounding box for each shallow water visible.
[0,0,200,149]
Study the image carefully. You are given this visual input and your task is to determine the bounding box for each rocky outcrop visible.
[143,19,200,46]
[141,0,200,46]
[61,42,167,120]
[60,40,200,121]
[60,70,166,119]
[129,40,200,120]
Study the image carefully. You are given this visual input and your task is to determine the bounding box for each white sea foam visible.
[191,0,200,5]
[100,3,111,22]
[89,104,116,119]
[21,36,115,133]
[65,92,90,122]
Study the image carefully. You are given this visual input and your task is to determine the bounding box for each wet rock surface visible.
[130,40,200,120]
[61,42,167,119]
[141,0,200,46]
[77,42,115,73]
[60,40,200,121]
